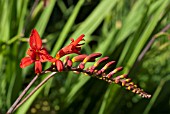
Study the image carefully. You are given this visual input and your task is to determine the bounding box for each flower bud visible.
[56,60,64,72]
[72,54,88,62]
[93,57,109,67]
[78,63,85,69]
[67,59,72,67]
[89,57,109,73]
[107,67,123,78]
[82,53,102,64]
[102,61,115,71]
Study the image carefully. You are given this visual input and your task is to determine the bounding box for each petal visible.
[29,29,42,50]
[39,48,48,54]
[56,60,64,72]
[71,46,81,54]
[35,61,42,73]
[26,48,36,60]
[39,54,53,62]
[39,48,54,62]
[20,57,34,68]
[71,34,85,46]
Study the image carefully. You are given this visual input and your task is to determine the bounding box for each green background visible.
[1,0,170,113]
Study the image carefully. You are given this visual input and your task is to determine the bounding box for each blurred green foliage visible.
[1,0,170,114]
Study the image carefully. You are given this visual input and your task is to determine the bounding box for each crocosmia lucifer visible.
[19,29,151,98]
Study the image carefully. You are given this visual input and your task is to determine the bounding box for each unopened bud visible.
[83,53,102,64]
[107,67,123,78]
[56,60,64,72]
[121,80,126,86]
[114,78,120,83]
[67,59,72,67]
[78,63,85,69]
[93,57,109,67]
[72,54,88,62]
[101,61,115,73]
[126,86,133,90]
[125,78,131,82]
[115,74,127,79]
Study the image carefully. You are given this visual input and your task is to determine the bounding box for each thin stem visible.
[13,72,57,113]
[130,24,170,75]
[6,74,39,114]
[137,24,170,62]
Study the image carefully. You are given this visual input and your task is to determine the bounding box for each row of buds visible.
[58,53,151,98]
[110,75,151,98]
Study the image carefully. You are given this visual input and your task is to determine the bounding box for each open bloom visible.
[20,29,53,73]
[56,34,85,59]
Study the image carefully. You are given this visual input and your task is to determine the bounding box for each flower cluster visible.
[20,29,151,98]
[20,29,84,73]
[20,29,54,73]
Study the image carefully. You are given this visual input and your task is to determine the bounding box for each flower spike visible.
[61,53,151,98]
[20,32,151,98]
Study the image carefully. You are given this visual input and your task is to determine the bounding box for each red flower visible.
[56,34,85,59]
[20,29,54,73]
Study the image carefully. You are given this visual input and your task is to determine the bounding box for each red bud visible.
[56,60,64,72]
[83,53,102,64]
[67,59,72,67]
[72,54,88,62]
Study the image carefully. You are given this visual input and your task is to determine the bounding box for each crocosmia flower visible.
[56,34,85,59]
[20,29,53,73]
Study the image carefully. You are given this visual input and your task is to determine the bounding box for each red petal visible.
[71,45,81,54]
[39,48,50,55]
[35,61,42,73]
[39,48,53,62]
[26,48,36,60]
[29,29,42,50]
[67,59,72,67]
[20,57,34,68]
[56,60,64,72]
[39,54,53,62]
[71,34,85,46]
